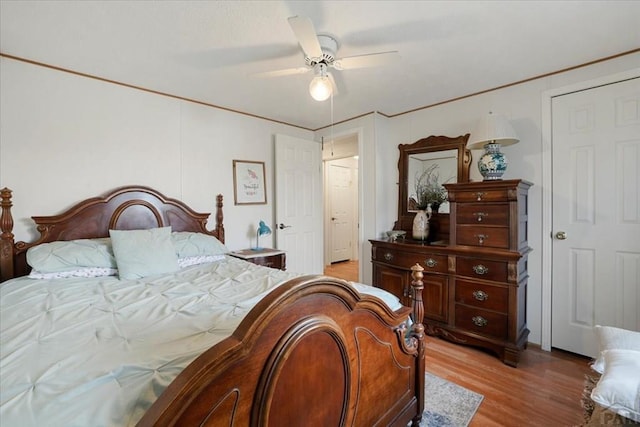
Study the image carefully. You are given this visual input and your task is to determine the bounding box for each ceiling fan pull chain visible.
[331,93,334,156]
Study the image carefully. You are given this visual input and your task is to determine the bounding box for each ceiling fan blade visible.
[288,16,323,59]
[251,67,311,78]
[333,51,400,71]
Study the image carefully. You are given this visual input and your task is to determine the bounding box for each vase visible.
[412,209,430,240]
[478,142,508,180]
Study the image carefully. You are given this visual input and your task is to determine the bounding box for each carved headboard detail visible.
[0,185,225,281]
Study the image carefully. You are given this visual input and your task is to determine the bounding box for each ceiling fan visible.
[255,16,400,101]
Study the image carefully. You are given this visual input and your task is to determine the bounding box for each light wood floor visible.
[426,337,592,427]
[325,260,593,427]
[324,260,359,282]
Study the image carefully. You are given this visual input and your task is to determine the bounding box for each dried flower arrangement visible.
[413,164,449,211]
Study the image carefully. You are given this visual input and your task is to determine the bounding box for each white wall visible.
[0,57,314,251]
[2,51,638,346]
[317,52,639,346]
[370,52,640,345]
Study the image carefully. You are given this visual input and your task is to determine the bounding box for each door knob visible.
[555,231,567,240]
[278,223,292,230]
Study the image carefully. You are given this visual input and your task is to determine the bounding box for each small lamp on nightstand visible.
[254,220,272,250]
[468,112,519,180]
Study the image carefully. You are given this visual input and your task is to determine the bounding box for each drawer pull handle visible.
[384,252,394,261]
[472,316,488,327]
[424,258,438,268]
[475,234,488,245]
[472,264,489,275]
[474,212,488,222]
[473,290,489,301]
[475,192,486,201]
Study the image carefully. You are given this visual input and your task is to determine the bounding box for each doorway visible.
[541,71,640,356]
[323,133,360,281]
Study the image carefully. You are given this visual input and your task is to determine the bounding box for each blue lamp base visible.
[252,235,264,251]
[253,221,272,250]
[478,142,508,180]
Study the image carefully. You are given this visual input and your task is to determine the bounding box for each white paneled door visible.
[551,77,640,357]
[274,134,323,274]
[328,162,354,263]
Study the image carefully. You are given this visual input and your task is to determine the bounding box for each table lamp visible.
[468,112,519,180]
[254,220,271,250]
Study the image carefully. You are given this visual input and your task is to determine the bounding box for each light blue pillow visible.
[109,227,179,280]
[171,231,229,258]
[26,238,116,273]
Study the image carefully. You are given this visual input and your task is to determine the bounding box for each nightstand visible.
[229,248,286,271]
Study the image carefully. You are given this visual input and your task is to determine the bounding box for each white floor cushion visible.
[592,325,640,374]
[591,349,640,422]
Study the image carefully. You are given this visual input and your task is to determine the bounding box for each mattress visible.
[0,256,401,427]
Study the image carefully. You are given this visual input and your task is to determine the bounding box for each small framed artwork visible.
[233,160,267,205]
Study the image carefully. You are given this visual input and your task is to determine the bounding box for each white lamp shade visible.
[309,76,332,101]
[468,112,519,149]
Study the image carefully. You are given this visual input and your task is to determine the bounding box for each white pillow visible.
[110,227,179,280]
[26,238,116,273]
[29,267,118,279]
[177,255,225,268]
[171,232,229,257]
[592,325,640,374]
[591,349,640,422]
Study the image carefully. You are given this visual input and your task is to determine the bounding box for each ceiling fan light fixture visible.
[309,75,332,101]
[309,63,332,101]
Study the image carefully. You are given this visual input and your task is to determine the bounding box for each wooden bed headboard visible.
[0,185,225,282]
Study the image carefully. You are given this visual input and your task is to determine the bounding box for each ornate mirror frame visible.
[394,134,471,235]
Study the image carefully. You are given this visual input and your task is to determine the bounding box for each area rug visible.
[419,373,484,427]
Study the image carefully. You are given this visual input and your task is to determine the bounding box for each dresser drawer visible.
[456,225,509,249]
[457,203,509,225]
[455,189,509,203]
[456,257,508,282]
[455,305,508,340]
[375,247,448,273]
[251,255,285,270]
[455,279,508,312]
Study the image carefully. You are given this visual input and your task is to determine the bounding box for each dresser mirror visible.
[394,134,471,236]
[407,149,458,213]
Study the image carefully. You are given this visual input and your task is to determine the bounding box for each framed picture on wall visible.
[233,160,267,205]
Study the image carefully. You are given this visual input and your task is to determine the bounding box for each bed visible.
[0,185,426,427]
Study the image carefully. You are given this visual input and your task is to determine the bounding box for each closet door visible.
[551,77,640,357]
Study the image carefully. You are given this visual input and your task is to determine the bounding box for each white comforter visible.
[0,256,401,427]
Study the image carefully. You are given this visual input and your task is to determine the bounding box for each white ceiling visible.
[1,1,639,130]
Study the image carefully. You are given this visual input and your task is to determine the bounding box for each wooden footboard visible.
[139,272,426,427]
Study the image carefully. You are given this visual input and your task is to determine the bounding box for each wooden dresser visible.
[372,179,532,366]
